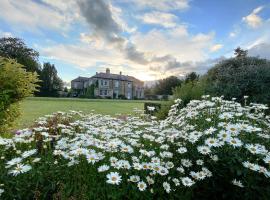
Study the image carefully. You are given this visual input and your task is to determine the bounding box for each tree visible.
[0,37,41,72]
[154,76,182,95]
[234,47,248,58]
[205,56,270,104]
[184,72,200,83]
[39,62,63,97]
[0,57,39,132]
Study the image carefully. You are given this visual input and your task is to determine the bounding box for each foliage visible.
[184,72,200,83]
[154,76,182,95]
[85,84,95,99]
[0,97,269,199]
[205,56,270,104]
[38,62,63,97]
[173,77,207,106]
[234,47,248,58]
[0,37,41,72]
[0,57,39,132]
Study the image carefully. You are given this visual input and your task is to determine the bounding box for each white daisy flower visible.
[232,179,244,188]
[163,182,171,193]
[137,181,147,191]
[181,177,195,187]
[106,172,122,185]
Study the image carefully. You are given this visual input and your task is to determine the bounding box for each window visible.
[104,90,107,95]
[101,80,104,86]
[115,81,119,87]
[128,82,131,88]
[104,80,108,86]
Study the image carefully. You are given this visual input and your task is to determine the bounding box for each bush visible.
[0,97,269,199]
[173,77,207,106]
[205,57,270,104]
[0,57,39,132]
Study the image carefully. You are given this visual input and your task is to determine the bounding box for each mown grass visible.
[15,97,164,129]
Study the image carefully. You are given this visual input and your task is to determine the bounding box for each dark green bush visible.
[205,57,270,104]
[0,57,39,132]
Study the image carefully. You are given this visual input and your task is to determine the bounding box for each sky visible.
[0,0,270,83]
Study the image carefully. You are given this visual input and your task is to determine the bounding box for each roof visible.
[71,76,90,82]
[91,73,143,83]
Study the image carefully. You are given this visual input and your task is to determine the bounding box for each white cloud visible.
[131,28,215,62]
[242,6,264,28]
[138,11,178,28]
[248,43,270,59]
[0,0,77,32]
[0,30,13,37]
[128,0,190,11]
[210,44,223,52]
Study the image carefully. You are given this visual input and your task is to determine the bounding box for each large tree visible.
[39,62,63,97]
[0,37,41,72]
[205,56,270,104]
[154,76,182,95]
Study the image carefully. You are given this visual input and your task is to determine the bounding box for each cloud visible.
[122,0,190,11]
[131,28,215,62]
[242,6,264,28]
[138,11,178,28]
[210,44,223,52]
[248,43,270,59]
[0,30,13,37]
[0,0,76,32]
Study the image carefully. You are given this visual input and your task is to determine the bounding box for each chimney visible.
[120,71,122,75]
[106,68,110,74]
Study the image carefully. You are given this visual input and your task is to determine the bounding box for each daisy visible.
[228,138,242,147]
[181,177,195,187]
[8,164,32,176]
[0,188,4,196]
[106,172,122,185]
[196,159,204,165]
[98,165,110,172]
[218,130,231,141]
[22,149,37,158]
[163,182,171,193]
[232,179,244,188]
[197,146,211,155]
[146,176,155,185]
[6,157,23,168]
[181,159,192,167]
[205,138,219,147]
[129,175,140,183]
[137,181,147,191]
[177,147,187,154]
[172,178,180,186]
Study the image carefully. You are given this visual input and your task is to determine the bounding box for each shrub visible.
[0,97,269,199]
[205,57,270,104]
[0,57,39,132]
[173,77,207,106]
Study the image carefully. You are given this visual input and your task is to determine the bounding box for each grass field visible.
[15,97,164,129]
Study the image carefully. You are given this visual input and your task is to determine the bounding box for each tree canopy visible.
[205,56,270,104]
[154,76,182,95]
[39,62,64,97]
[0,37,41,72]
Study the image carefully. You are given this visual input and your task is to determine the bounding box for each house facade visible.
[71,68,144,99]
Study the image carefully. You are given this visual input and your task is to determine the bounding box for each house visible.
[71,68,144,99]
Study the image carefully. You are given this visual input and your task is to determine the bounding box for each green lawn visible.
[15,97,164,129]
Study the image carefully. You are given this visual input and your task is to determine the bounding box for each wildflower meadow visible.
[0,96,270,199]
